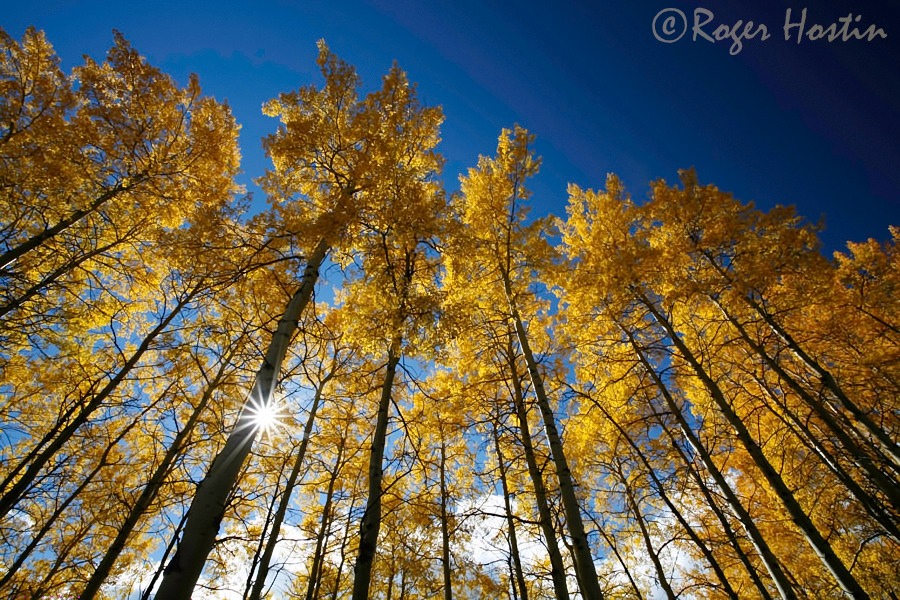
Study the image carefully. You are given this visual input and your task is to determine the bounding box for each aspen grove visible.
[1,29,897,600]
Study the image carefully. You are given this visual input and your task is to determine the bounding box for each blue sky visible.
[5,0,899,253]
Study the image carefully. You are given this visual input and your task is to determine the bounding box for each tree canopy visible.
[1,28,897,600]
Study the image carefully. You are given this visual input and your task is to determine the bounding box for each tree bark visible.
[82,353,235,600]
[615,462,676,600]
[305,435,344,600]
[505,337,570,600]
[438,437,453,600]
[0,285,200,520]
[625,324,794,599]
[351,337,402,600]
[0,180,142,273]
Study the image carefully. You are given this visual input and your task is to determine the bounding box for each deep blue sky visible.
[5,0,899,254]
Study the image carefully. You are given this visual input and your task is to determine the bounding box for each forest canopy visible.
[1,28,898,600]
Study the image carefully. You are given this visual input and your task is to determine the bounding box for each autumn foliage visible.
[1,28,897,600]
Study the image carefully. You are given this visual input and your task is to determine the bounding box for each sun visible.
[244,395,289,437]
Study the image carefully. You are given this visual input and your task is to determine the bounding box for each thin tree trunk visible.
[0,180,142,272]
[505,337,570,600]
[587,513,645,600]
[591,397,740,600]
[351,337,402,600]
[306,436,345,600]
[712,295,900,509]
[638,291,869,599]
[615,462,677,600]
[331,493,358,600]
[0,234,131,319]
[701,250,900,469]
[492,420,529,600]
[0,404,148,593]
[248,373,332,600]
[503,275,603,600]
[438,437,453,600]
[749,372,900,542]
[155,237,329,599]
[661,422,774,600]
[141,510,189,600]
[243,462,286,600]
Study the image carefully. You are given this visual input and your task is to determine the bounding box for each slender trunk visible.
[505,337,570,600]
[638,291,869,599]
[625,324,794,599]
[492,421,529,600]
[503,275,603,600]
[82,354,235,600]
[0,285,200,520]
[243,464,285,600]
[141,510,189,600]
[0,234,127,319]
[750,372,900,542]
[587,513,645,600]
[438,438,453,600]
[155,237,329,599]
[331,493,358,600]
[0,406,147,593]
[385,553,396,600]
[249,374,331,600]
[615,462,677,600]
[0,180,141,272]
[351,338,402,600]
[306,436,344,600]
[32,514,95,598]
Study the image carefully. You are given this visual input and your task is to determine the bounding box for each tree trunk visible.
[331,493,358,600]
[0,285,200,520]
[591,396,740,600]
[0,407,146,594]
[492,420,529,600]
[503,275,603,600]
[662,423,774,600]
[701,250,900,470]
[505,337,570,600]
[154,237,329,599]
[712,295,900,510]
[438,437,454,600]
[82,353,235,600]
[306,435,344,600]
[351,338,402,600]
[0,180,142,272]
[615,462,676,600]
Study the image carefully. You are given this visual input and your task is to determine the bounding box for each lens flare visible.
[244,395,288,438]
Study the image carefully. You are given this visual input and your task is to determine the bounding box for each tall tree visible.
[447,126,604,599]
